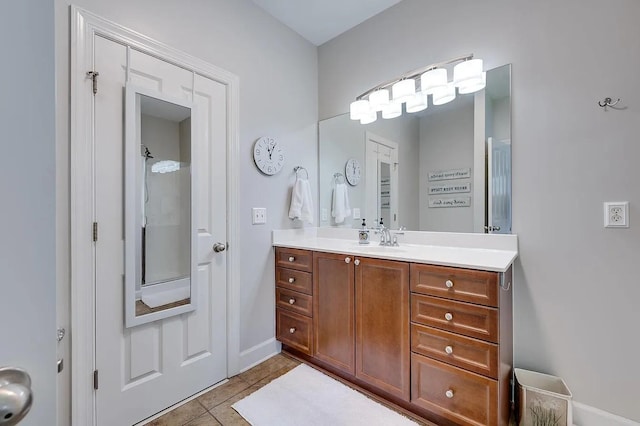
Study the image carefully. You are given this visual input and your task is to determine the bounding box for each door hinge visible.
[87,71,99,95]
[93,222,98,242]
[93,370,99,390]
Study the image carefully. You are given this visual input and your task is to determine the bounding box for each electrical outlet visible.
[321,208,328,222]
[604,202,629,228]
[252,207,267,225]
[353,208,361,219]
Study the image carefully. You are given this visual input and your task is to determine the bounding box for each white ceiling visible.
[251,0,403,46]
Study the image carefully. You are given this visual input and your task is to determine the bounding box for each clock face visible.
[253,136,284,175]
[345,158,361,186]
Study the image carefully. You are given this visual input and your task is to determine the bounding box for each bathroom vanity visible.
[273,228,517,426]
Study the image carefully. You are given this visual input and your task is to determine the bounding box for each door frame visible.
[70,7,240,425]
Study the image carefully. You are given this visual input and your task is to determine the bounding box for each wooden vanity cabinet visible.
[312,251,410,401]
[410,263,513,426]
[313,251,355,375]
[355,257,410,401]
[275,247,314,355]
[275,246,513,425]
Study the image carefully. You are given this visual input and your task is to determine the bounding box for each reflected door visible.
[487,137,511,234]
[365,133,399,229]
[94,37,228,425]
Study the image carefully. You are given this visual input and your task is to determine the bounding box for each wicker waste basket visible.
[515,368,572,426]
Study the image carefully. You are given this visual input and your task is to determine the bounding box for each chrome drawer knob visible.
[445,279,454,288]
[445,312,453,321]
[289,298,296,305]
[345,257,351,264]
[288,256,295,262]
[354,259,360,266]
[288,277,295,283]
[445,345,453,355]
[445,389,454,399]
[289,327,296,334]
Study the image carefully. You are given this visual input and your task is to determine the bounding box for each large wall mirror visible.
[124,84,198,328]
[319,64,511,234]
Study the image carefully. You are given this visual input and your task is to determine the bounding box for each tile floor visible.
[146,353,300,425]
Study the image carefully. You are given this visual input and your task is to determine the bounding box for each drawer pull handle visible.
[289,327,296,334]
[288,277,295,283]
[345,257,351,264]
[354,259,360,266]
[288,256,295,262]
[445,279,454,288]
[289,298,296,305]
[445,345,453,355]
[444,312,453,321]
[445,390,454,399]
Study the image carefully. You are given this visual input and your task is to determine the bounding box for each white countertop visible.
[273,228,518,273]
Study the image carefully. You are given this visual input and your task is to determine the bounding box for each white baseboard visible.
[238,338,280,373]
[573,401,639,426]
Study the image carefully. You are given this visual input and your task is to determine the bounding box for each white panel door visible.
[365,133,399,229]
[93,36,227,426]
[0,1,56,424]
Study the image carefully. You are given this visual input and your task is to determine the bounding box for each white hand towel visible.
[289,178,314,225]
[332,183,351,224]
[299,179,314,225]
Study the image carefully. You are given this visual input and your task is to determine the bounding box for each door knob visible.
[0,367,33,425]
[213,242,226,253]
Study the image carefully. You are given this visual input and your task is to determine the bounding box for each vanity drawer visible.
[276,287,313,317]
[411,353,498,426]
[275,247,313,272]
[276,308,313,355]
[410,264,499,307]
[276,267,313,295]
[411,294,498,343]
[411,323,498,379]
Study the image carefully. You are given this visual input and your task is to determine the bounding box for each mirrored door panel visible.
[125,84,197,327]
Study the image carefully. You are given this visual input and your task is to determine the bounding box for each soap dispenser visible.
[358,219,370,245]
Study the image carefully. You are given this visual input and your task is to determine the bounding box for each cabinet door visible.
[356,257,410,400]
[313,252,355,375]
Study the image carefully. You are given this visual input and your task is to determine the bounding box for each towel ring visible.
[334,172,345,184]
[294,166,309,179]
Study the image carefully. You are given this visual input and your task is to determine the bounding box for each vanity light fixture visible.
[349,54,486,122]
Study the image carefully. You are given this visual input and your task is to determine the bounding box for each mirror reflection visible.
[125,86,196,327]
[319,64,511,234]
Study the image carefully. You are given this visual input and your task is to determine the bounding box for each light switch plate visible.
[252,207,267,225]
[604,201,629,228]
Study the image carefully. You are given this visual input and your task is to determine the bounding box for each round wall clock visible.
[345,158,361,186]
[253,136,284,175]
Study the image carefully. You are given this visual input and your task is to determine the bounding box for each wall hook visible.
[598,97,621,109]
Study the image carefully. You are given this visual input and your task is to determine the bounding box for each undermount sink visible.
[352,244,407,254]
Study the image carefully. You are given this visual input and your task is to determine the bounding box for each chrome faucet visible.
[377,224,391,246]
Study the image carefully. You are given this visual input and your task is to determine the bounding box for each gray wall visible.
[55,1,317,424]
[319,0,640,420]
[419,100,475,232]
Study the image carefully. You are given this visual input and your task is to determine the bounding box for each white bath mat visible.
[232,363,418,426]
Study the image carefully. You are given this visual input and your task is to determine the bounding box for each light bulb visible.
[432,83,456,105]
[349,99,370,120]
[420,68,448,95]
[368,89,390,112]
[392,79,416,104]
[381,102,402,119]
[360,110,377,124]
[406,93,428,113]
[454,59,484,93]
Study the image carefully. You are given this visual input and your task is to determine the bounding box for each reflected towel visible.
[332,183,351,224]
[289,178,314,225]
